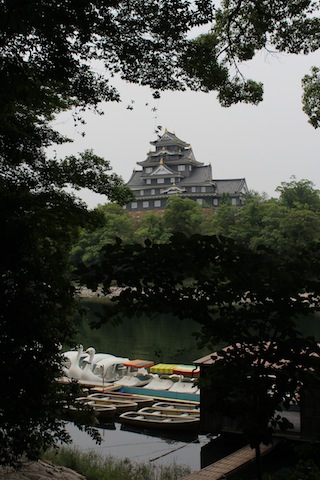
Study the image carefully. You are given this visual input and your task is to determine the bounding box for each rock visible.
[0,460,87,480]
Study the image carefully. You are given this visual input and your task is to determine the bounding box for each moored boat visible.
[87,392,138,413]
[60,346,201,401]
[105,392,155,408]
[139,406,199,417]
[117,359,154,387]
[168,377,199,394]
[75,396,117,420]
[93,404,117,421]
[119,411,200,432]
[142,375,174,391]
[153,401,200,412]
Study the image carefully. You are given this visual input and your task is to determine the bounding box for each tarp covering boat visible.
[123,359,154,368]
[150,364,179,374]
[172,365,200,377]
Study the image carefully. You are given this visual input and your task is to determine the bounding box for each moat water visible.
[65,298,320,472]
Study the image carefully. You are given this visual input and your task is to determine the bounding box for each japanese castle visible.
[124,130,248,212]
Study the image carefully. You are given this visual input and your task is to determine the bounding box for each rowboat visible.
[119,411,200,432]
[93,404,117,421]
[87,393,138,413]
[89,390,155,408]
[152,401,200,415]
[139,406,199,418]
[74,396,117,420]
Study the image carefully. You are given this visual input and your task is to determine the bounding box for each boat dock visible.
[180,442,277,480]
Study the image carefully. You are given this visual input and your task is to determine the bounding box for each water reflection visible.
[68,299,320,471]
[66,421,211,471]
[74,298,211,364]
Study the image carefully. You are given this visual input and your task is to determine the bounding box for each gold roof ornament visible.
[159,157,164,164]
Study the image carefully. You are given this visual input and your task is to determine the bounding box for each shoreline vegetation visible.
[41,447,191,480]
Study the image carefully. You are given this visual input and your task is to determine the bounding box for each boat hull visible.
[119,411,200,432]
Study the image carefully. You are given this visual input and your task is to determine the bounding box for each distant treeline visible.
[71,178,320,267]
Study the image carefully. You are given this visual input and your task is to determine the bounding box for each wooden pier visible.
[181,442,277,480]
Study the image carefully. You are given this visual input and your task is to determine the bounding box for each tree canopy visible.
[302,66,320,128]
[182,0,320,120]
[2,0,320,466]
[1,0,319,146]
[78,232,320,479]
[72,178,320,266]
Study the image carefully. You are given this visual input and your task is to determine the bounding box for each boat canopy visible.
[150,364,179,375]
[123,359,154,369]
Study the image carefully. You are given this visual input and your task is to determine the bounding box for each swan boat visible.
[61,347,200,401]
[62,347,154,386]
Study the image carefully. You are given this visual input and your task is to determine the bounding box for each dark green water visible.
[72,298,320,365]
[68,299,320,472]
[73,298,211,364]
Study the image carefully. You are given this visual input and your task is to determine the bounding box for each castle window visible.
[146,179,151,184]
[131,202,138,209]
[213,198,219,206]
[201,186,206,193]
[157,178,164,184]
[151,189,156,195]
[170,177,175,183]
[178,165,185,171]
[231,197,237,205]
[140,190,144,195]
[143,201,149,208]
[196,199,203,205]
[154,200,161,207]
[191,187,196,193]
[145,167,153,173]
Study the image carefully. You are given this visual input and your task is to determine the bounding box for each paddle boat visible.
[142,374,174,391]
[168,376,199,394]
[61,347,201,402]
[115,359,154,387]
[62,344,89,378]
[150,363,199,377]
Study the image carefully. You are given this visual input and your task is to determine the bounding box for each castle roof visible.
[214,178,248,195]
[138,130,203,167]
[150,130,189,148]
[125,130,248,210]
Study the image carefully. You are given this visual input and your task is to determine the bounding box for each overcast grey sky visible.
[49,49,319,209]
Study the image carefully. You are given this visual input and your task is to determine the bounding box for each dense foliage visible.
[72,179,320,266]
[183,0,320,120]
[77,180,320,480]
[302,67,320,128]
[78,231,320,480]
[0,0,209,465]
[1,0,320,467]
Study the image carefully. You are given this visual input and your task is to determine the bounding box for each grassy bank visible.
[42,446,191,480]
